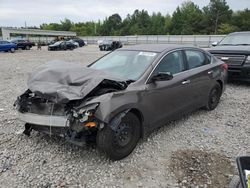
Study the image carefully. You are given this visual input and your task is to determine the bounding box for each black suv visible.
[11,39,35,50]
[209,32,250,82]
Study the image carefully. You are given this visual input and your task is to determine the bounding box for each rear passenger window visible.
[185,50,207,69]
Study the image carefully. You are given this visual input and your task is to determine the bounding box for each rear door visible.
[183,49,214,107]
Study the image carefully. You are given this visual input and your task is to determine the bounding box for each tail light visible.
[222,63,228,71]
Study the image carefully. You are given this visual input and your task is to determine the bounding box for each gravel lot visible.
[0,45,249,188]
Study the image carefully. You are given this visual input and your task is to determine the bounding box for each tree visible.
[150,12,166,34]
[171,1,203,34]
[128,10,151,35]
[203,0,232,34]
[232,9,250,31]
[165,14,172,34]
[99,14,122,35]
[218,23,238,34]
[60,18,73,31]
[36,1,249,36]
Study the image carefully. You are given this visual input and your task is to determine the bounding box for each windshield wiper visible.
[126,79,135,84]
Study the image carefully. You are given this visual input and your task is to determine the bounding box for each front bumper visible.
[18,112,68,127]
[228,65,250,82]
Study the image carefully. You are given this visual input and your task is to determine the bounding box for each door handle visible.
[182,80,191,85]
[208,70,213,75]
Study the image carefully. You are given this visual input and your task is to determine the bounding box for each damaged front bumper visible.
[18,112,68,127]
[15,91,103,146]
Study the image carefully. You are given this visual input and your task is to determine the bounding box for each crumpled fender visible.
[85,89,148,125]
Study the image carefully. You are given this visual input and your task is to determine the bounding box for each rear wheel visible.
[205,82,222,111]
[97,112,140,160]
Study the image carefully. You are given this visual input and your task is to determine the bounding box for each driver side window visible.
[153,51,185,75]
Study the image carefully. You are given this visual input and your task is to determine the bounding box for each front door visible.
[142,50,194,132]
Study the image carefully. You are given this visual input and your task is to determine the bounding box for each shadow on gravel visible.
[170,149,234,188]
[29,132,99,157]
[227,80,250,87]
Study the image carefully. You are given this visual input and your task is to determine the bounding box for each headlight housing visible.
[72,103,99,122]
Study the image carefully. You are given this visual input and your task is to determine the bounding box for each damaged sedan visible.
[15,44,228,160]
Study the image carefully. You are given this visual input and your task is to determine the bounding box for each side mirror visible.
[151,72,173,82]
[211,42,218,47]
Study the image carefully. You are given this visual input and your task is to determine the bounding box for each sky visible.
[0,0,249,27]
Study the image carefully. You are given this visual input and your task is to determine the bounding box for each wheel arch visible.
[216,79,223,96]
[104,107,145,139]
[129,108,144,138]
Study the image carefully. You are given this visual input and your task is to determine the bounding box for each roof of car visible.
[119,44,195,53]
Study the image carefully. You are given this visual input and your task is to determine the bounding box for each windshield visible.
[89,50,158,80]
[53,41,63,45]
[219,33,250,45]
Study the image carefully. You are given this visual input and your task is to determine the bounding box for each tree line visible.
[2,0,249,36]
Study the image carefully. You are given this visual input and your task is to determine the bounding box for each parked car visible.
[209,31,250,82]
[0,40,17,53]
[15,44,227,160]
[68,39,79,48]
[72,38,85,47]
[48,41,77,51]
[11,39,35,50]
[99,40,122,51]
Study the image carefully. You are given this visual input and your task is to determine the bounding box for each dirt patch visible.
[171,149,234,188]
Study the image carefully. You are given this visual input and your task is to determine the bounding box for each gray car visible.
[15,44,227,160]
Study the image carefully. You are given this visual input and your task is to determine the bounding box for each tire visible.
[205,82,222,111]
[26,46,30,50]
[10,48,15,53]
[97,112,141,160]
[229,175,243,188]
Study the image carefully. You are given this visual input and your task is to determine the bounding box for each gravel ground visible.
[0,45,249,188]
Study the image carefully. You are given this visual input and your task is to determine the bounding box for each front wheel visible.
[97,112,141,160]
[10,48,15,53]
[205,82,222,111]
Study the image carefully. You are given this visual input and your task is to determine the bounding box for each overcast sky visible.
[0,0,249,27]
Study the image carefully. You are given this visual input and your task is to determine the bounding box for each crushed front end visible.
[15,90,103,146]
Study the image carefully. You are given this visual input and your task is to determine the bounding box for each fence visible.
[1,35,225,47]
[79,35,225,47]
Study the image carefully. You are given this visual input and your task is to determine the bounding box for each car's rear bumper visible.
[228,65,250,82]
[18,112,68,127]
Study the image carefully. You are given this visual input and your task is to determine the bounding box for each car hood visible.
[209,45,250,55]
[27,61,127,103]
